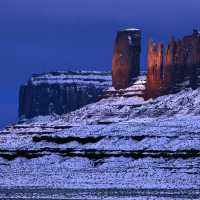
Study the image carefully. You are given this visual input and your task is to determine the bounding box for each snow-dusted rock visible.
[0,87,199,199]
[18,71,111,119]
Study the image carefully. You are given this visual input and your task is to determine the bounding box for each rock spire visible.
[144,29,200,100]
[111,29,141,90]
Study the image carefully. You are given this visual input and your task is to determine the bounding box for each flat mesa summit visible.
[0,28,199,199]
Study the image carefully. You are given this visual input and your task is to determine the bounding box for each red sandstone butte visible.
[111,29,141,90]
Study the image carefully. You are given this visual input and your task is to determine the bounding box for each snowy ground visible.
[0,88,200,199]
[10,87,200,127]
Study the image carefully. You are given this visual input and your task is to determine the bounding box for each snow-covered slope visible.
[0,87,199,199]
[54,87,200,125]
[15,87,200,126]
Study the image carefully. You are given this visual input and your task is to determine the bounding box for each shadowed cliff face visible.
[111,29,141,90]
[18,71,111,119]
[144,29,200,100]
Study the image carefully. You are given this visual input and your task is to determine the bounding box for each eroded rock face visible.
[144,29,200,100]
[18,71,111,119]
[164,37,177,88]
[144,40,163,99]
[176,29,200,89]
[111,29,141,90]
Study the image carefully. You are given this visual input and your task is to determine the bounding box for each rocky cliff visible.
[111,29,141,90]
[144,29,200,100]
[18,71,111,119]
[18,29,200,118]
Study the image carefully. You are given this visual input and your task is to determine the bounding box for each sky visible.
[1,0,200,128]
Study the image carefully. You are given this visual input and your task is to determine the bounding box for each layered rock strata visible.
[18,71,111,119]
[1,91,200,194]
[111,29,141,90]
[100,71,146,100]
[144,29,200,100]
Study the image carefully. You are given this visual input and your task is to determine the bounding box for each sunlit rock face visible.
[111,29,141,90]
[18,71,111,119]
[144,29,200,100]
[144,40,163,100]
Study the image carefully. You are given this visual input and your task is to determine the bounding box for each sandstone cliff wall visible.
[144,29,200,100]
[19,71,111,119]
[111,29,141,90]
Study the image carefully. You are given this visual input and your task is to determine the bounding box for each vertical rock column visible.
[144,39,164,100]
[164,29,200,90]
[189,29,200,89]
[176,29,200,89]
[111,29,141,90]
[144,29,200,100]
[164,37,177,90]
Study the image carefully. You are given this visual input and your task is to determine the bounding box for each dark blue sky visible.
[1,0,200,128]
